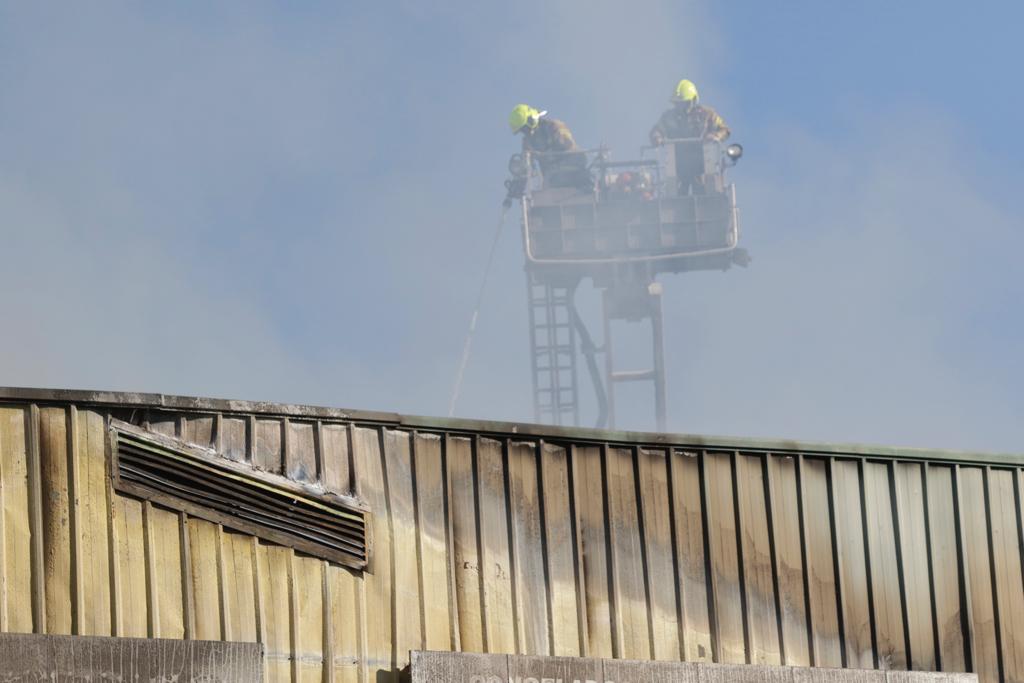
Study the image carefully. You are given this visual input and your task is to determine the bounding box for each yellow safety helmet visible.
[509,104,541,133]
[672,79,699,102]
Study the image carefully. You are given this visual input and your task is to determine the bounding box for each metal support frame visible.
[600,281,667,432]
[526,270,668,432]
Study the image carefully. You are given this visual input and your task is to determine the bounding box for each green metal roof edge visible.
[0,386,1020,468]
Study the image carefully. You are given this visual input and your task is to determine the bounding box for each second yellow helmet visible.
[673,79,699,102]
[509,104,541,133]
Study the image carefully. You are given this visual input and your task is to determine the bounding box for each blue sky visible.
[1,2,1021,452]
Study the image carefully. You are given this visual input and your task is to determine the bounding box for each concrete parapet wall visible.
[410,652,977,683]
[0,633,262,682]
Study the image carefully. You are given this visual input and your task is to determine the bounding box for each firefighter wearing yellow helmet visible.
[508,103,590,190]
[649,79,730,146]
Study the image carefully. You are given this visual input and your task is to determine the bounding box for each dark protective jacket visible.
[521,117,589,189]
[649,103,730,145]
[521,117,578,155]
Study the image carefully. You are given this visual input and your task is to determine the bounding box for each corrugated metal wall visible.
[0,395,1022,683]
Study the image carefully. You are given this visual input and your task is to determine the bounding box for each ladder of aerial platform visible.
[526,277,580,426]
[526,274,667,431]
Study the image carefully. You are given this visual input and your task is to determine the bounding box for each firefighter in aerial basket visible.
[508,104,592,194]
[649,79,730,145]
[649,80,732,195]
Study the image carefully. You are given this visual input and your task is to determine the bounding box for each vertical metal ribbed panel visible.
[0,393,1020,683]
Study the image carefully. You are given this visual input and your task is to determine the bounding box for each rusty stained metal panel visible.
[0,386,1020,468]
[0,390,1021,683]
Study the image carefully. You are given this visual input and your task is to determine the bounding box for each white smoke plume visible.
[0,3,1020,452]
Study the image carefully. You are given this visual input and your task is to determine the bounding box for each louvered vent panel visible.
[110,420,368,569]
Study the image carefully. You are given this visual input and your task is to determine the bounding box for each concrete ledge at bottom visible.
[0,632,263,682]
[409,651,977,683]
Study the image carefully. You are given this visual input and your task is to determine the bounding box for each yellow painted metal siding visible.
[0,396,1022,683]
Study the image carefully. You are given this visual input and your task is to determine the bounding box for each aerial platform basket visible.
[517,138,744,283]
[524,185,738,260]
